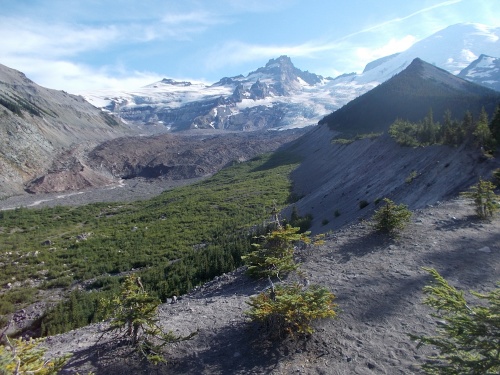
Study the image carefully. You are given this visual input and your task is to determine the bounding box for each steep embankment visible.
[287,124,500,233]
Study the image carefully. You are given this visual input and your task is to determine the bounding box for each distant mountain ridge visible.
[84,23,500,133]
[319,58,500,136]
[458,54,500,91]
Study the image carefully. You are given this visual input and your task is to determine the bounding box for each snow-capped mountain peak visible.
[83,23,500,132]
[458,53,500,91]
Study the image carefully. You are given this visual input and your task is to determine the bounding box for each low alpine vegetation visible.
[99,274,196,364]
[461,178,499,219]
[244,218,337,338]
[242,221,309,280]
[246,282,337,337]
[411,268,500,374]
[0,334,70,374]
[372,198,412,234]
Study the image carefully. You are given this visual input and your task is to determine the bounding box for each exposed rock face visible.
[25,150,114,194]
[0,63,126,198]
[87,129,307,180]
[86,55,329,132]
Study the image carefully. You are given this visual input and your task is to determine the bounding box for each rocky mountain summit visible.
[458,54,500,92]
[320,58,500,136]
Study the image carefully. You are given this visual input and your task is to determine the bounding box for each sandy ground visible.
[43,197,500,374]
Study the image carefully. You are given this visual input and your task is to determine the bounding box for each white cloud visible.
[0,17,120,58]
[355,35,417,65]
[2,56,163,93]
[161,10,223,26]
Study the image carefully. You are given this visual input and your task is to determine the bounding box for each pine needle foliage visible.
[242,224,310,280]
[460,178,499,219]
[0,335,69,375]
[372,198,412,234]
[246,283,337,337]
[99,274,196,364]
[411,268,500,375]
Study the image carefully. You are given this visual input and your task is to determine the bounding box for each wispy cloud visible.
[339,0,463,40]
[0,17,120,58]
[162,11,224,26]
[204,0,470,74]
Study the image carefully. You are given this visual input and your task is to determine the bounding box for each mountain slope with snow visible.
[458,54,500,91]
[320,58,500,136]
[83,23,500,132]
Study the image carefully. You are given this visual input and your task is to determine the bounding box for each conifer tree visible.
[490,104,500,144]
[100,274,196,363]
[473,107,495,150]
[242,223,309,280]
[0,334,70,375]
[461,178,499,219]
[372,198,412,234]
[246,282,337,337]
[411,268,500,374]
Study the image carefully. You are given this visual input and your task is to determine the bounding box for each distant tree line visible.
[389,105,500,151]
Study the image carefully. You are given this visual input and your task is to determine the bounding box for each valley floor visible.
[0,176,206,211]
[44,197,500,374]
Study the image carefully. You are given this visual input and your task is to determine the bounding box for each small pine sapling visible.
[99,274,196,363]
[0,329,70,375]
[246,282,337,337]
[242,219,310,280]
[461,178,499,219]
[410,268,500,374]
[372,198,412,234]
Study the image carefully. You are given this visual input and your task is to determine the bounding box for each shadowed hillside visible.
[319,58,500,136]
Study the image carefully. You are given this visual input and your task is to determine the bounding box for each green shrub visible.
[321,219,329,226]
[242,224,308,280]
[288,206,313,232]
[493,169,500,186]
[405,170,418,184]
[411,268,500,374]
[460,178,499,219]
[372,198,412,233]
[0,336,70,374]
[334,209,341,217]
[246,283,337,337]
[99,274,196,363]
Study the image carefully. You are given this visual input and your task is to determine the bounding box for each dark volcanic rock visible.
[87,129,307,181]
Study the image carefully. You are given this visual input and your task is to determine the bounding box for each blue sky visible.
[0,0,498,93]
